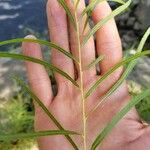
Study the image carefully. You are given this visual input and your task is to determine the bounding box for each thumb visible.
[129,124,150,149]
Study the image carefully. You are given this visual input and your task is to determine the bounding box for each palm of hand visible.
[22,0,150,150]
[34,79,148,150]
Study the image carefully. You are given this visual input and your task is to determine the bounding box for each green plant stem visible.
[75,0,80,10]
[74,8,87,150]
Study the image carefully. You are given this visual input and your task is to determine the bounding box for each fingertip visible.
[22,35,41,57]
[22,34,37,47]
[91,1,112,22]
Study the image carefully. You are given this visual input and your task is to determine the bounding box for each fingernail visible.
[24,35,36,39]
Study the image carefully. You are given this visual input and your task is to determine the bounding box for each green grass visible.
[0,89,35,150]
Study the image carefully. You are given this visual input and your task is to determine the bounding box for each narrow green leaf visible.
[57,0,76,29]
[82,16,90,35]
[0,52,79,88]
[14,77,79,150]
[85,50,150,98]
[87,27,150,114]
[136,27,150,52]
[75,0,80,9]
[85,55,104,69]
[82,0,125,17]
[110,0,125,4]
[0,38,79,63]
[82,0,131,45]
[91,88,150,150]
[0,130,79,141]
[82,0,125,33]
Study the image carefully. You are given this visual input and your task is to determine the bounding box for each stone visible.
[128,55,150,88]
[127,17,136,27]
[0,48,26,99]
[134,22,141,30]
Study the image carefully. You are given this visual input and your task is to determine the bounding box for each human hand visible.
[22,0,150,149]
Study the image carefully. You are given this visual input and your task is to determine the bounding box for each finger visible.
[91,1,122,75]
[46,0,74,87]
[66,0,96,79]
[22,35,53,106]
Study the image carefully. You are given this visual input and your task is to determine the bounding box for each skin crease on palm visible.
[22,0,150,150]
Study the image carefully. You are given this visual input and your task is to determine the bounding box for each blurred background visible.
[0,0,150,150]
